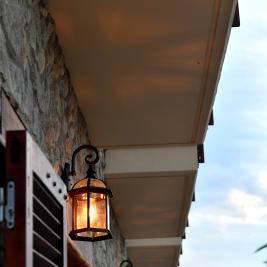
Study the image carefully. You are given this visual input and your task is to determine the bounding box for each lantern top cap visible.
[72,177,106,190]
[71,178,113,197]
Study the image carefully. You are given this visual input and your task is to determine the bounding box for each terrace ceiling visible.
[48,0,237,266]
[48,0,236,148]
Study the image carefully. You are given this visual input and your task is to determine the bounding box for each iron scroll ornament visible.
[70,144,99,178]
[62,145,100,189]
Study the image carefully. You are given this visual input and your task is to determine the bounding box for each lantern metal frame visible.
[64,145,113,242]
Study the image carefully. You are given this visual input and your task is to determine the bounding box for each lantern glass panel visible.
[90,192,106,229]
[73,192,88,230]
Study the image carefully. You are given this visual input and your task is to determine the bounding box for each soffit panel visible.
[48,0,235,148]
[106,173,196,239]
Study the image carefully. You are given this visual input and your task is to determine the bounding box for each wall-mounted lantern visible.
[64,145,113,242]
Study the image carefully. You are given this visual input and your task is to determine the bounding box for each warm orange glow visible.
[89,198,97,227]
[74,193,107,230]
[69,175,112,240]
[74,193,87,230]
[90,194,106,229]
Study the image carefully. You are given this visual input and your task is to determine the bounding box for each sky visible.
[182,1,267,266]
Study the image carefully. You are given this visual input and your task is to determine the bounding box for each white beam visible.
[104,145,198,178]
[126,237,182,248]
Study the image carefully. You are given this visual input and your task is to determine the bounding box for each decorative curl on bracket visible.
[70,145,99,176]
[62,145,100,190]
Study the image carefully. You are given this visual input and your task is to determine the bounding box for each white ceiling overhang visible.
[48,0,236,148]
[48,0,237,266]
[104,145,197,266]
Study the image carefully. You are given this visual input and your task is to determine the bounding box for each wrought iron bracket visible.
[62,145,101,191]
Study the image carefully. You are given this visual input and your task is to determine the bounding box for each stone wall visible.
[0,0,126,266]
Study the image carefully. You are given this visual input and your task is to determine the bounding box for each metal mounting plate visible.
[5,181,15,229]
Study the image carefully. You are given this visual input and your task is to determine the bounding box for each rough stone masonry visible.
[0,0,126,266]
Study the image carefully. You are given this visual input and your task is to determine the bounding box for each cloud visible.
[190,189,267,227]
[228,189,267,224]
[242,110,267,134]
[243,164,267,192]
[257,171,267,191]
[239,0,267,24]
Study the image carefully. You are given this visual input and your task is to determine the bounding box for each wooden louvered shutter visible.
[4,130,67,267]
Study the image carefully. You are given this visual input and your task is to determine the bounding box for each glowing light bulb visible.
[90,198,98,227]
[76,194,87,229]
